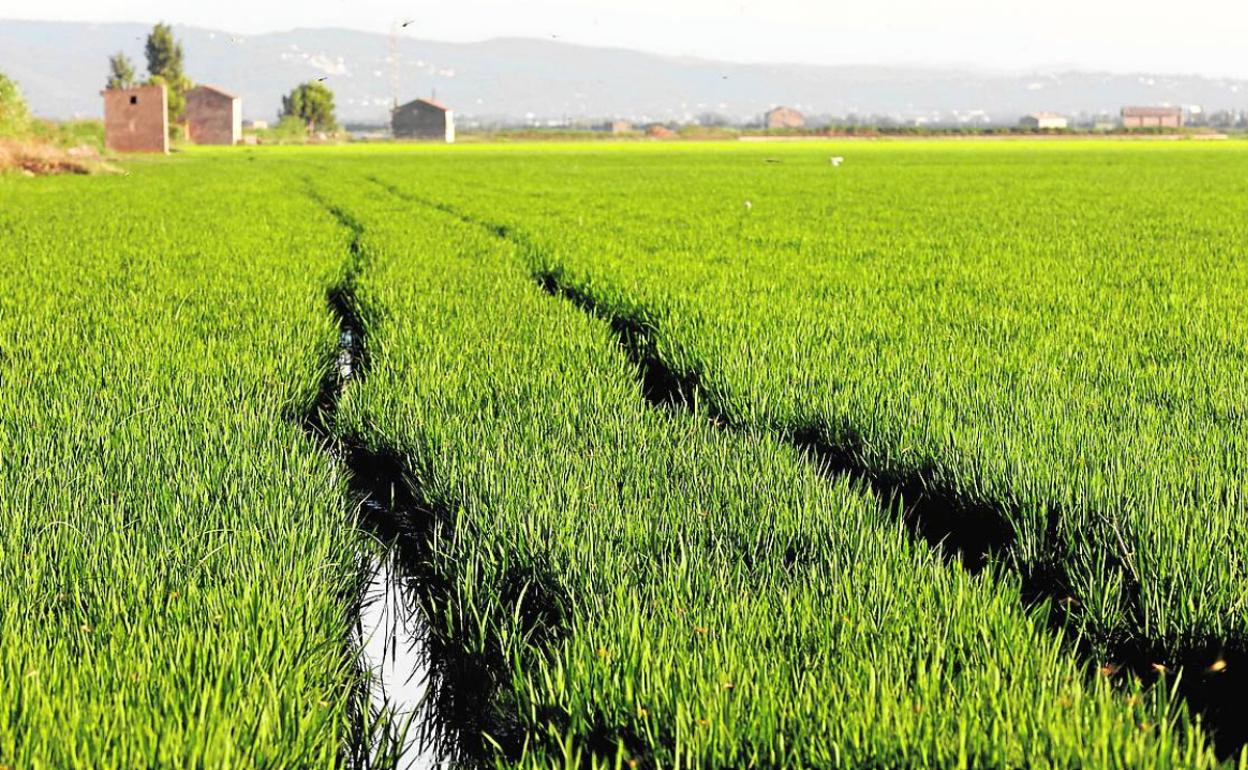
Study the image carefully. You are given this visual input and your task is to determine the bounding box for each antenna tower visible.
[389,21,401,110]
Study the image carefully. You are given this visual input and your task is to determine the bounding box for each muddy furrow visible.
[532,270,1016,573]
[367,181,1247,760]
[365,179,1022,575]
[302,193,513,768]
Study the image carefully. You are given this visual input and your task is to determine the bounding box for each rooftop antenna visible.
[389,20,402,111]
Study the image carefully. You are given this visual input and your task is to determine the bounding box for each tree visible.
[0,72,31,137]
[106,52,136,90]
[143,22,190,127]
[281,82,337,133]
[144,23,183,83]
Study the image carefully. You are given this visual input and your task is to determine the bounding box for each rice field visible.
[3,139,1247,768]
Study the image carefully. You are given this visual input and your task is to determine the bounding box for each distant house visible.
[102,84,168,154]
[1121,106,1183,129]
[1019,112,1068,130]
[764,106,805,129]
[597,120,634,134]
[186,85,242,145]
[243,119,269,131]
[392,98,455,142]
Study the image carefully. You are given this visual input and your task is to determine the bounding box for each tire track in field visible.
[365,176,1247,761]
[301,190,514,769]
[365,176,1014,573]
[519,275,1248,760]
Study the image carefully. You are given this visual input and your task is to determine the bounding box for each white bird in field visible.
[830,156,845,167]
[744,200,753,211]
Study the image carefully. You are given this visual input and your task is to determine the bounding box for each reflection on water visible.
[358,553,450,770]
[309,209,467,768]
[338,328,357,382]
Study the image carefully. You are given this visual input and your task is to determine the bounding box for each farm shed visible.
[598,120,635,134]
[764,106,805,129]
[392,98,455,143]
[1121,106,1183,129]
[186,85,242,145]
[102,84,168,154]
[1019,112,1068,129]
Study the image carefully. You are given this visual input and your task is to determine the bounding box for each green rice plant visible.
[352,141,1248,664]
[0,163,365,767]
[313,171,1219,768]
[6,140,1248,767]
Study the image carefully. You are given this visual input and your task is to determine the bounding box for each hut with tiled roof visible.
[392,97,455,143]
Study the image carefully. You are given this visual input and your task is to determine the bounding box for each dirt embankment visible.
[0,140,121,176]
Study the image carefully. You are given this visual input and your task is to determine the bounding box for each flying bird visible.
[316,76,329,82]
[401,20,415,27]
[830,156,845,167]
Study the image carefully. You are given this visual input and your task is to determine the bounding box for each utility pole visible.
[389,20,401,111]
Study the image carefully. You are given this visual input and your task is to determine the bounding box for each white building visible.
[1019,112,1069,130]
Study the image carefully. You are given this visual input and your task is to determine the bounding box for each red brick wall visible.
[1123,113,1183,129]
[765,108,805,129]
[103,85,168,153]
[186,88,240,145]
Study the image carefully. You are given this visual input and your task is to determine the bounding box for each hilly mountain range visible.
[3,19,1247,126]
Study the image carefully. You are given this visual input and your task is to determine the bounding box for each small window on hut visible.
[130,95,138,105]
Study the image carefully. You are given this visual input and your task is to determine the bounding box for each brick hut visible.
[1121,106,1184,129]
[186,85,242,145]
[764,106,805,129]
[391,98,455,143]
[102,84,168,153]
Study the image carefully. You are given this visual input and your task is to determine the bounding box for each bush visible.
[248,115,314,145]
[0,73,31,137]
[0,70,112,175]
[27,119,105,151]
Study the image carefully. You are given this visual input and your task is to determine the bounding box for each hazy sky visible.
[12,0,1248,77]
